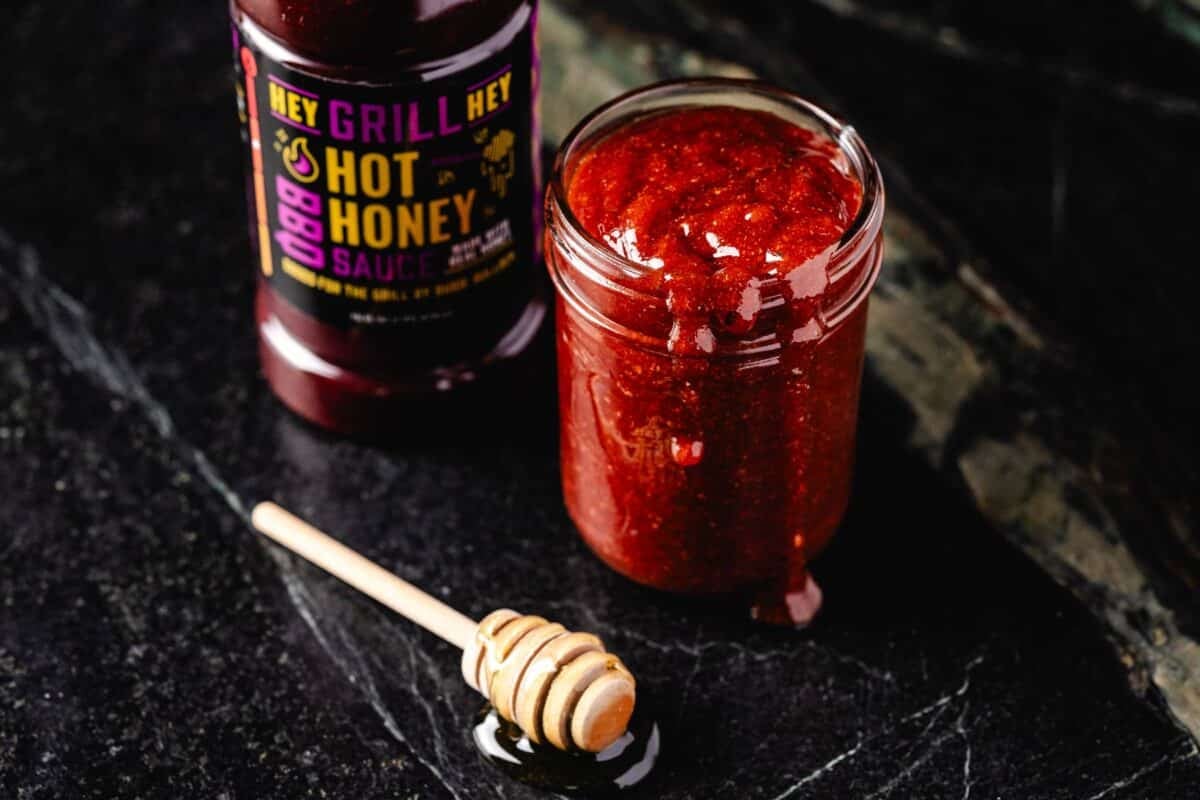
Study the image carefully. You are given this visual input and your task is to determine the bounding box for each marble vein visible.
[766,654,984,799]
[673,626,707,728]
[857,659,982,799]
[955,703,973,800]
[1083,740,1199,800]
[766,737,868,800]
[900,655,984,727]
[862,729,957,799]
[396,630,502,799]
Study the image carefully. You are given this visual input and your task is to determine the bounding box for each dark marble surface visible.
[1,1,1198,798]
[605,0,1200,633]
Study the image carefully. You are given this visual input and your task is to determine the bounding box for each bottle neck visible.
[232,0,528,73]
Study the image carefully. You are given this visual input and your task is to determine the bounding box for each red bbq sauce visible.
[547,83,884,625]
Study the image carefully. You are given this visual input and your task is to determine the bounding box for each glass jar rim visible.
[546,78,885,325]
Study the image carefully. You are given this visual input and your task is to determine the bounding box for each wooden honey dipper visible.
[251,503,636,753]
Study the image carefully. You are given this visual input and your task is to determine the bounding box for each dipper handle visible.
[250,502,636,752]
[251,502,478,650]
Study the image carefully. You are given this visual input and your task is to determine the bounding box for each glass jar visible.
[232,0,543,434]
[545,79,885,624]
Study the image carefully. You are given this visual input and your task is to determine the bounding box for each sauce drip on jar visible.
[548,89,883,625]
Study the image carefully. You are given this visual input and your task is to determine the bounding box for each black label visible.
[233,14,537,330]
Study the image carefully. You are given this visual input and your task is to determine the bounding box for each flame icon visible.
[282,137,319,184]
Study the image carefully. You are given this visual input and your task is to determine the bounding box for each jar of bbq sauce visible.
[545,80,885,625]
[232,0,543,434]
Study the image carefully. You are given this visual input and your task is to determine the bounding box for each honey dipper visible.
[251,503,636,753]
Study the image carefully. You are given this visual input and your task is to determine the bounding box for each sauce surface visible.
[567,106,862,353]
[553,104,874,623]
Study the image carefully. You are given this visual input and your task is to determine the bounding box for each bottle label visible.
[233,13,537,330]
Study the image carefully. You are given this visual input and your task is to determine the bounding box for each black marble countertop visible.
[1,1,1198,797]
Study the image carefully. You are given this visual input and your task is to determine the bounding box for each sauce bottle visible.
[232,0,543,434]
